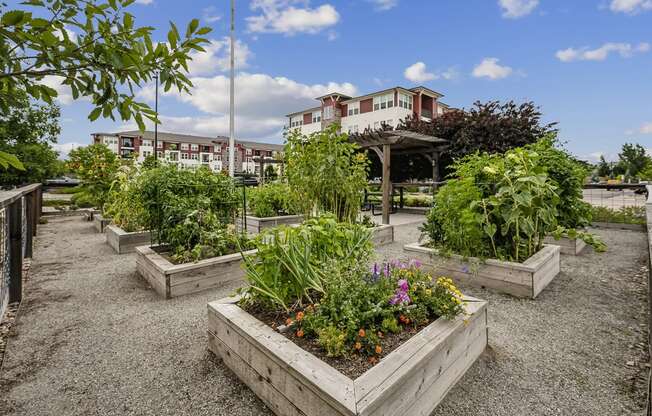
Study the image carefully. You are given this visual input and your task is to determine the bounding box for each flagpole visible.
[228,0,236,177]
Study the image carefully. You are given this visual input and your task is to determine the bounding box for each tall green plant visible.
[67,144,120,209]
[285,125,369,223]
[104,165,147,232]
[248,182,296,218]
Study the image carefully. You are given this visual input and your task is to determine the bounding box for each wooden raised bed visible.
[591,221,646,232]
[136,245,257,299]
[369,224,394,246]
[543,235,586,256]
[93,213,110,233]
[105,225,151,254]
[237,214,304,234]
[207,295,488,416]
[403,243,560,299]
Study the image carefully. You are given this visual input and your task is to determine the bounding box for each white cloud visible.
[40,76,74,105]
[404,62,435,82]
[246,0,339,35]
[202,6,222,23]
[368,0,398,11]
[54,25,77,43]
[609,0,652,14]
[53,142,84,159]
[135,0,153,4]
[403,62,458,83]
[136,72,357,140]
[639,122,652,134]
[471,58,513,80]
[187,37,252,76]
[556,42,650,62]
[498,0,539,18]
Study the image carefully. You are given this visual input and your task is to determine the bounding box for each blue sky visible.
[27,0,652,161]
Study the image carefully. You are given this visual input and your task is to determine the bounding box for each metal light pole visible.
[228,0,236,177]
[154,72,159,160]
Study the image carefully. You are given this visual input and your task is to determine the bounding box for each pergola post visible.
[431,151,440,190]
[382,144,391,225]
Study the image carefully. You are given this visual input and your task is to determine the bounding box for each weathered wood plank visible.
[208,301,357,415]
[543,235,586,256]
[105,225,151,254]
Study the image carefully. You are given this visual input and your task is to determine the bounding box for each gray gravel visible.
[0,215,649,416]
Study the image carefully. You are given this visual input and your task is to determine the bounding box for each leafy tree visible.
[67,144,120,209]
[0,0,211,130]
[398,100,557,177]
[0,92,61,185]
[596,155,611,177]
[618,143,649,177]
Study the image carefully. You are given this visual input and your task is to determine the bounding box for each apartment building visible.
[91,130,284,175]
[287,86,452,135]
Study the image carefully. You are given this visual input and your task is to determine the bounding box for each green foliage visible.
[526,135,592,228]
[285,125,369,222]
[240,215,373,312]
[67,144,120,209]
[248,182,296,218]
[0,93,61,184]
[619,143,648,178]
[137,164,243,262]
[104,166,147,232]
[70,191,95,208]
[591,206,646,225]
[50,185,83,195]
[0,0,211,130]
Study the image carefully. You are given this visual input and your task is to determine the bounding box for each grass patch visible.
[591,206,645,225]
[49,185,83,194]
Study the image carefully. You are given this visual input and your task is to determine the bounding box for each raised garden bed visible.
[136,245,257,299]
[207,294,488,416]
[591,221,646,232]
[543,235,586,256]
[236,214,304,234]
[369,224,394,246]
[105,225,151,254]
[403,243,561,299]
[93,213,110,233]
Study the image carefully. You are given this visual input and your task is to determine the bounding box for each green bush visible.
[104,166,147,232]
[591,206,645,225]
[70,191,95,208]
[67,144,120,209]
[137,164,245,262]
[248,182,296,218]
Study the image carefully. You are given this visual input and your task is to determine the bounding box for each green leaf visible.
[186,18,198,37]
[2,10,26,26]
[0,151,25,171]
[89,107,102,121]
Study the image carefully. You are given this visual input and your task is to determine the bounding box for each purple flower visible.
[383,263,391,277]
[397,279,409,291]
[461,264,469,274]
[389,279,411,305]
[370,263,379,275]
[409,259,422,269]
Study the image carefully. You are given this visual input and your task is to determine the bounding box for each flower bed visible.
[236,214,304,234]
[369,224,394,246]
[543,235,586,255]
[207,294,488,416]
[105,225,151,254]
[93,213,110,233]
[403,243,560,299]
[136,245,257,299]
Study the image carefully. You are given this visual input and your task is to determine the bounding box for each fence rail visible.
[0,184,42,321]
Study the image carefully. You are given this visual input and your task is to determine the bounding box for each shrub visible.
[104,166,147,232]
[137,164,244,262]
[67,144,120,209]
[247,182,296,218]
[285,125,369,222]
[70,191,95,208]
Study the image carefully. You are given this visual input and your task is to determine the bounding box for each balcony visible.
[421,109,433,120]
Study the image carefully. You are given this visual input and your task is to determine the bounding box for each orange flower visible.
[354,342,362,350]
[375,345,383,354]
[399,315,408,324]
[358,329,366,338]
[296,311,305,321]
[368,356,378,365]
[296,329,304,338]
[285,318,293,326]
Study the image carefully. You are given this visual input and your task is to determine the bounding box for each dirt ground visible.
[0,215,649,416]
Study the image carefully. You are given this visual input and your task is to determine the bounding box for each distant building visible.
[286,86,454,135]
[91,130,284,175]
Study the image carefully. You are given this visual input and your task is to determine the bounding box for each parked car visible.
[45,176,80,186]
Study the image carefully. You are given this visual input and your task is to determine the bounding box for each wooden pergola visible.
[352,130,449,225]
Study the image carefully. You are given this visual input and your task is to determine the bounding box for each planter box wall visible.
[543,235,586,256]
[237,214,304,234]
[591,221,646,232]
[370,224,394,246]
[93,214,110,233]
[136,245,257,299]
[106,225,151,254]
[207,295,488,416]
[403,243,560,299]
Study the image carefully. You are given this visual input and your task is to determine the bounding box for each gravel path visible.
[0,215,649,416]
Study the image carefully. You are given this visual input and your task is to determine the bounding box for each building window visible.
[399,93,413,110]
[180,143,189,150]
[246,148,252,155]
[323,105,334,120]
[190,153,199,160]
[202,154,210,163]
[312,111,321,123]
[157,151,163,158]
[141,140,151,147]
[201,145,210,153]
[167,152,179,161]
[181,153,189,160]
[215,146,221,153]
[157,142,163,149]
[216,155,222,161]
[348,102,360,116]
[190,144,199,151]
[373,94,394,111]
